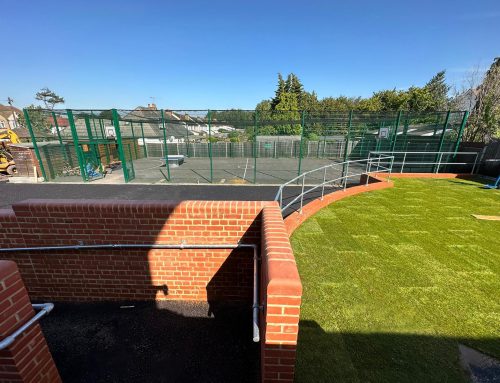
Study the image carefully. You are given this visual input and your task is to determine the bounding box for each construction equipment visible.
[0,128,20,175]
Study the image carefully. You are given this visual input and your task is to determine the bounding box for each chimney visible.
[149,103,157,110]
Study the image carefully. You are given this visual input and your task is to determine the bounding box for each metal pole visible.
[343,160,349,191]
[51,111,68,163]
[365,159,372,185]
[130,122,138,159]
[140,122,147,158]
[342,111,352,179]
[401,152,407,173]
[471,152,479,174]
[388,156,394,182]
[434,110,451,172]
[321,166,327,200]
[299,175,305,214]
[67,109,88,182]
[454,111,469,155]
[297,111,306,177]
[435,152,443,174]
[23,109,48,181]
[253,111,258,184]
[208,110,213,183]
[390,110,402,153]
[161,109,171,181]
[0,242,260,343]
[111,109,130,183]
[0,303,54,351]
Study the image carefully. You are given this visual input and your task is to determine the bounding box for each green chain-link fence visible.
[21,108,468,184]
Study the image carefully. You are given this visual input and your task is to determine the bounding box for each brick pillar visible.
[261,206,302,383]
[0,261,61,383]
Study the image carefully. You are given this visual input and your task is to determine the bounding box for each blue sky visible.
[1,0,499,110]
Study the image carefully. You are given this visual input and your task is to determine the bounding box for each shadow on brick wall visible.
[0,200,264,382]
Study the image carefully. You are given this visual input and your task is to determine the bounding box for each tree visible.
[16,105,51,134]
[424,71,450,110]
[271,74,286,109]
[463,58,500,142]
[35,88,65,110]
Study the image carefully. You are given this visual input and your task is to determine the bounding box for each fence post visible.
[66,109,88,182]
[297,110,306,177]
[130,122,139,159]
[390,110,402,153]
[112,109,130,183]
[23,109,48,181]
[401,152,407,173]
[434,110,451,172]
[454,111,469,155]
[160,109,171,181]
[342,111,353,179]
[208,109,213,183]
[140,121,147,157]
[51,111,69,163]
[253,110,258,183]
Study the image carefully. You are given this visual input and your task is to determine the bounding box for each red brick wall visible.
[0,200,304,383]
[0,260,61,382]
[261,206,302,383]
[0,200,270,302]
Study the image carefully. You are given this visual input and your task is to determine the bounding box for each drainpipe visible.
[0,243,261,343]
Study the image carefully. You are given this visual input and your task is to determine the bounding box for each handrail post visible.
[401,152,407,173]
[471,152,479,174]
[435,152,443,174]
[299,175,305,214]
[388,156,394,182]
[279,188,283,211]
[321,167,327,200]
[365,159,372,186]
[343,161,349,191]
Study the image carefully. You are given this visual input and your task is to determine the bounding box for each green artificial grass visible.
[291,178,500,383]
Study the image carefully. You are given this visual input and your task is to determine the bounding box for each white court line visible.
[242,158,249,180]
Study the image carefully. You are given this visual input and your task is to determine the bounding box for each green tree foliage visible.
[35,88,65,110]
[17,105,51,134]
[424,71,450,110]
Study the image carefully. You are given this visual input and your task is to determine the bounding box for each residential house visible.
[0,104,21,130]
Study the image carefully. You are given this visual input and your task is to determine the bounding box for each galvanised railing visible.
[368,151,481,174]
[274,153,394,214]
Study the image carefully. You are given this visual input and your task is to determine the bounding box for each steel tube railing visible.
[0,243,261,343]
[275,154,394,214]
[0,303,54,351]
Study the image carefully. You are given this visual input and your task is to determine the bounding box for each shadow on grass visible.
[296,320,500,383]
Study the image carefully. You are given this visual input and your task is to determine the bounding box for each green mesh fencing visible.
[22,108,468,184]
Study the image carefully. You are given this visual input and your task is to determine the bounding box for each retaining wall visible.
[0,199,303,383]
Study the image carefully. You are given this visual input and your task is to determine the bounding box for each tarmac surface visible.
[40,301,259,383]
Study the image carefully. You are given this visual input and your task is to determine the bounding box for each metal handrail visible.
[274,154,394,214]
[0,303,54,351]
[0,243,261,343]
[368,151,480,174]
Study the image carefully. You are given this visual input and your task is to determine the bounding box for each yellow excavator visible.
[0,128,20,175]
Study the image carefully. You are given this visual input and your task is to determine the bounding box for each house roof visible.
[0,104,22,118]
